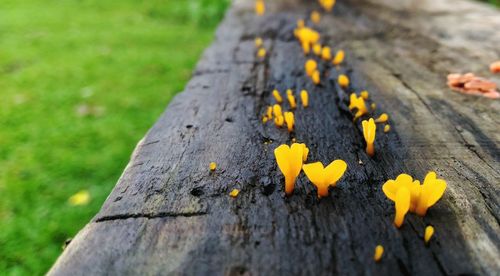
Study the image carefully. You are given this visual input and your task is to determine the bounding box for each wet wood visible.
[49,0,500,275]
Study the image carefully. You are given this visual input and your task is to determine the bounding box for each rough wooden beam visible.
[49,0,499,274]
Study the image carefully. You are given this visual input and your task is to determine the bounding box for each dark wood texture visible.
[49,0,499,275]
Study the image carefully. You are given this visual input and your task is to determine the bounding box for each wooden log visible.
[49,0,500,274]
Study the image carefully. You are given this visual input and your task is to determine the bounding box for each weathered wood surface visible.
[50,0,499,275]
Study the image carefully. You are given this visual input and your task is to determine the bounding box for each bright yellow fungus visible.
[266,106,273,119]
[302,42,311,54]
[319,0,336,12]
[338,74,349,88]
[332,50,345,65]
[230,189,240,197]
[360,90,369,100]
[313,43,322,55]
[257,48,266,58]
[302,160,347,198]
[371,103,376,110]
[255,0,265,16]
[287,90,297,109]
[297,19,305,28]
[209,162,217,171]
[312,70,321,85]
[301,144,309,162]
[69,190,90,206]
[273,89,283,103]
[273,104,282,117]
[301,90,309,107]
[382,172,447,227]
[424,225,435,244]
[384,124,391,133]
[374,245,384,262]
[284,112,295,132]
[274,143,307,196]
[295,27,320,52]
[305,59,317,77]
[321,46,332,61]
[349,93,368,120]
[311,11,321,24]
[362,118,376,157]
[375,113,389,123]
[274,115,284,127]
[262,116,268,123]
[255,37,263,48]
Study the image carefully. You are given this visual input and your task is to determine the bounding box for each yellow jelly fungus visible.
[305,59,317,77]
[209,162,217,171]
[69,190,90,206]
[302,42,311,54]
[332,50,345,65]
[374,245,384,262]
[286,93,297,109]
[273,89,283,103]
[274,143,307,196]
[371,103,376,110]
[257,48,266,58]
[275,115,284,127]
[230,189,240,197]
[312,70,321,85]
[255,37,263,48]
[255,0,265,16]
[302,160,347,198]
[338,74,349,88]
[349,94,368,120]
[266,106,273,119]
[301,90,309,107]
[321,46,332,61]
[313,43,322,55]
[382,172,447,227]
[425,226,435,244]
[262,116,268,123]
[362,118,376,157]
[360,90,369,100]
[273,104,282,117]
[301,144,309,162]
[284,112,295,132]
[375,113,389,123]
[297,19,305,28]
[319,0,336,12]
[384,124,391,133]
[311,11,321,24]
[295,27,320,52]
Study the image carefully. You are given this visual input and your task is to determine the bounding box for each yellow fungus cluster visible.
[287,89,297,109]
[255,0,265,16]
[275,143,346,197]
[362,118,376,157]
[374,245,384,262]
[319,0,336,11]
[294,26,320,54]
[382,172,447,227]
[349,93,368,121]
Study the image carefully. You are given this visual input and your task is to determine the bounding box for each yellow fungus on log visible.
[319,0,336,12]
[257,48,266,58]
[230,189,240,197]
[424,226,435,244]
[338,74,349,88]
[362,118,376,157]
[375,113,389,123]
[297,19,305,28]
[273,104,282,117]
[312,70,321,85]
[374,245,384,262]
[209,162,217,171]
[305,59,317,77]
[255,0,265,16]
[311,11,321,24]
[262,116,268,123]
[255,37,263,48]
[295,27,320,53]
[266,106,273,119]
[332,50,345,65]
[313,43,322,55]
[274,115,284,127]
[274,143,307,196]
[349,93,368,120]
[303,160,347,198]
[301,144,309,162]
[321,46,332,60]
[384,124,391,133]
[382,172,447,227]
[284,112,295,132]
[300,90,309,107]
[360,90,369,100]
[273,89,283,103]
[287,90,297,109]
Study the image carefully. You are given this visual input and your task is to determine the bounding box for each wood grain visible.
[49,0,499,274]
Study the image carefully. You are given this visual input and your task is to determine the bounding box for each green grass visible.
[0,0,228,274]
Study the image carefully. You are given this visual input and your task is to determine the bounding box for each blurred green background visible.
[0,0,229,274]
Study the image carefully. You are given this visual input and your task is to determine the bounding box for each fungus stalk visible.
[284,112,294,132]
